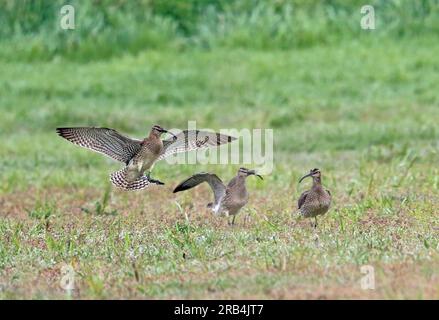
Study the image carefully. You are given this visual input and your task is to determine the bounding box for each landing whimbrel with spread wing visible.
[56,125,236,191]
[173,168,263,225]
[297,168,331,228]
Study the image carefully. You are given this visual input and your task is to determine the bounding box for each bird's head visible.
[150,125,177,140]
[299,168,321,183]
[238,167,263,180]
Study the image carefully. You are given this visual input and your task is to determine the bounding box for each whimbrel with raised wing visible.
[56,125,236,191]
[173,168,263,225]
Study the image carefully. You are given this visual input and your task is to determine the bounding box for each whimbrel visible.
[297,168,331,228]
[56,125,236,191]
[173,168,263,225]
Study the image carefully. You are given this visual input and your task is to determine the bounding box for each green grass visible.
[1,0,439,61]
[0,37,438,298]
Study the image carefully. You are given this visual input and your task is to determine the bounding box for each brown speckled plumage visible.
[298,168,331,228]
[57,125,236,191]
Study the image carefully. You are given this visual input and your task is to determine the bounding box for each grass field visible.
[1,0,439,299]
[1,35,438,299]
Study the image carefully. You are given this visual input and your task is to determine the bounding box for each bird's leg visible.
[227,215,236,226]
[313,217,321,246]
[145,171,165,185]
[225,212,233,226]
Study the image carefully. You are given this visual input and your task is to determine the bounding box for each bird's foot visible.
[144,171,164,185]
[227,215,236,226]
[147,177,165,185]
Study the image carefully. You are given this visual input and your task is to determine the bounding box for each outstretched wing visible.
[173,172,226,205]
[56,127,142,164]
[158,130,236,161]
[298,190,310,209]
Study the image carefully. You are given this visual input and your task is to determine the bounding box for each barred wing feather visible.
[158,130,236,161]
[173,172,226,206]
[56,127,142,164]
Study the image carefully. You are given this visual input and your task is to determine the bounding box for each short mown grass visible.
[0,37,438,298]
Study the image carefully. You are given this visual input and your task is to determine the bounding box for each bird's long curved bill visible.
[249,170,263,180]
[299,173,312,183]
[161,128,178,140]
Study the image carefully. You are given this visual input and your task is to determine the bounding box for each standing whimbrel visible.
[56,125,236,191]
[173,168,263,225]
[297,168,331,228]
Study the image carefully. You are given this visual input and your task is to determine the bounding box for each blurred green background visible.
[1,0,438,60]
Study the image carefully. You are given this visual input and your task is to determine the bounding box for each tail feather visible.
[110,168,151,191]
